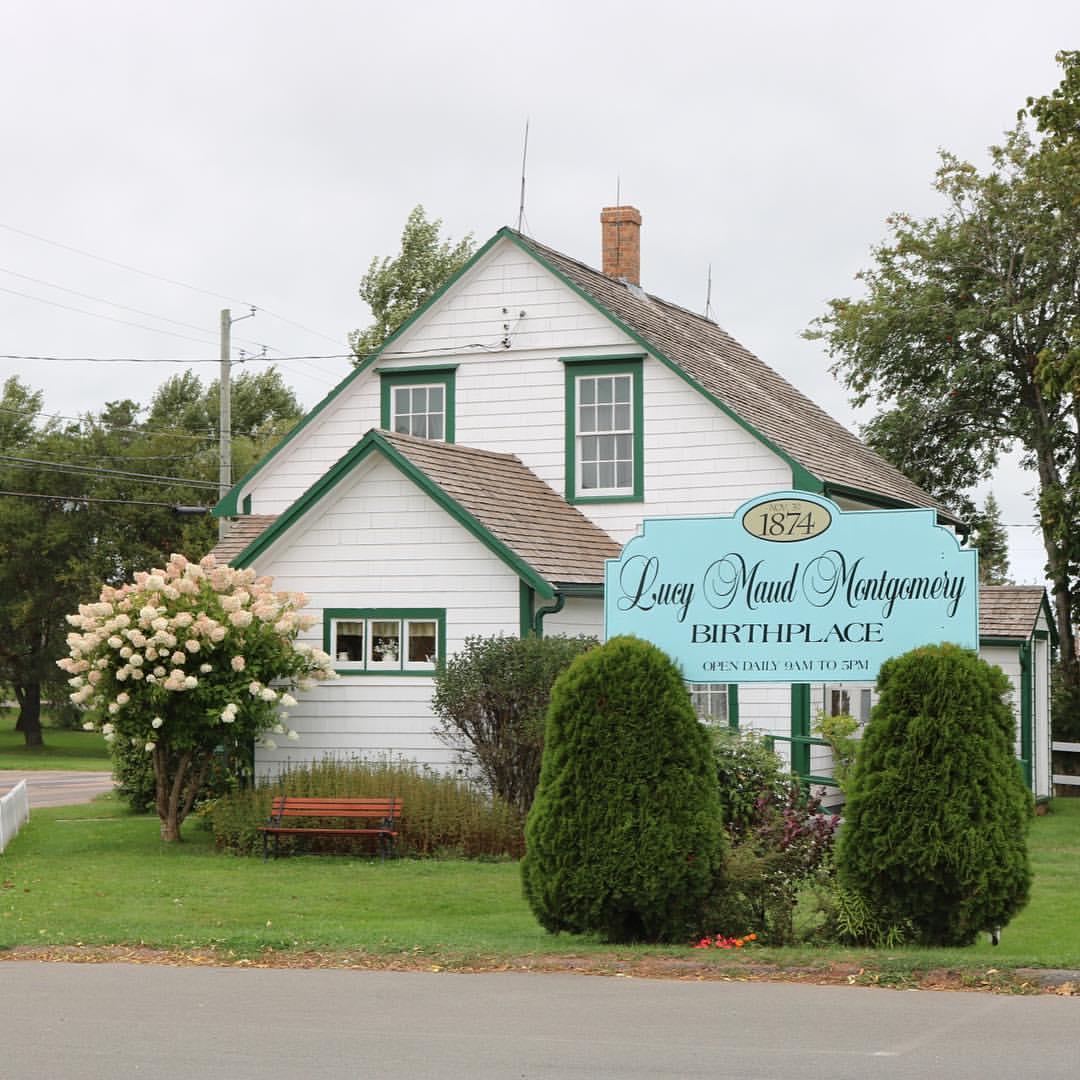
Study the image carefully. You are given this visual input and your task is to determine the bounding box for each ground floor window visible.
[688,683,730,727]
[828,686,872,723]
[324,608,445,675]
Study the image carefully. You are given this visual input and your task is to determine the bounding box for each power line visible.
[0,220,342,346]
[0,266,271,351]
[0,284,221,348]
[0,402,300,444]
[0,352,353,363]
[1,338,521,365]
[0,488,208,510]
[0,221,248,305]
[0,404,219,443]
[0,453,220,490]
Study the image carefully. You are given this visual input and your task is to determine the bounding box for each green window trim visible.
[562,356,644,504]
[323,607,446,677]
[379,367,457,443]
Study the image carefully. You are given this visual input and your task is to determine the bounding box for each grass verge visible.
[0,711,111,771]
[1,796,1078,990]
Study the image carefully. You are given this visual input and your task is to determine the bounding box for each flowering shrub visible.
[57,553,335,840]
[708,730,840,945]
[693,932,757,950]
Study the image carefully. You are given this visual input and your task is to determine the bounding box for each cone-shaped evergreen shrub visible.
[521,635,726,943]
[835,643,1032,946]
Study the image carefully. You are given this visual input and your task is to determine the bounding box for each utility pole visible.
[219,309,231,540]
[218,306,256,540]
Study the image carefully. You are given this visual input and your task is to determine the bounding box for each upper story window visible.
[562,355,644,503]
[324,608,446,676]
[379,366,457,442]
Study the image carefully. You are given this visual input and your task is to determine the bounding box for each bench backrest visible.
[269,796,402,822]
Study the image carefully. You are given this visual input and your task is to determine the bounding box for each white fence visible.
[0,779,30,853]
[1052,741,1080,789]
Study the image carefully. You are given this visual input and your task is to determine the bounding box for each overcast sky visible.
[2,1,1075,583]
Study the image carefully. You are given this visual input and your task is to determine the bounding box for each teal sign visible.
[604,492,978,683]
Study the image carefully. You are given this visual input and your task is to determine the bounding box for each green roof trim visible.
[823,481,959,526]
[501,229,827,496]
[213,352,378,517]
[219,225,948,525]
[213,229,509,518]
[228,429,556,600]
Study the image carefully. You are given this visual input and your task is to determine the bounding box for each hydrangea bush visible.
[58,553,335,840]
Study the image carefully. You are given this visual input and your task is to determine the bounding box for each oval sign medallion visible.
[742,498,832,543]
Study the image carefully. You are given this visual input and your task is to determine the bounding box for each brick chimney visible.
[600,206,642,285]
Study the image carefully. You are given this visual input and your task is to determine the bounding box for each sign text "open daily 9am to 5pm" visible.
[603,492,978,684]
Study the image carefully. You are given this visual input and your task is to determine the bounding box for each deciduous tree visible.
[808,51,1080,699]
[349,206,474,359]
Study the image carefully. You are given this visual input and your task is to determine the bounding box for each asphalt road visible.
[1,964,1077,1080]
[0,770,115,808]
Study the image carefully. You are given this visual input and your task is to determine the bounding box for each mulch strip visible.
[1,945,1076,994]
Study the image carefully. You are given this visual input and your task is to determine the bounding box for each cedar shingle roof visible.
[207,515,278,564]
[212,433,621,587]
[514,232,958,524]
[979,585,1051,640]
[380,430,621,585]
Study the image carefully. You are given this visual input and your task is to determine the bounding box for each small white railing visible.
[1052,742,1080,788]
[0,779,30,853]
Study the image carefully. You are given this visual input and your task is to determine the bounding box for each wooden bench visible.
[260,796,402,860]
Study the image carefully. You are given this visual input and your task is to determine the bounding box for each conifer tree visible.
[971,493,1011,585]
[836,644,1032,946]
[521,636,725,943]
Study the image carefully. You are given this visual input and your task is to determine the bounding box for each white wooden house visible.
[211,207,1054,795]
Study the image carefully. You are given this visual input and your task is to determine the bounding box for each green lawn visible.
[2,795,1078,982]
[0,711,111,771]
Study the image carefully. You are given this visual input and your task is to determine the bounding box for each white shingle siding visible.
[394,241,624,357]
[251,453,522,777]
[544,597,604,639]
[234,236,789,529]
[980,645,1024,758]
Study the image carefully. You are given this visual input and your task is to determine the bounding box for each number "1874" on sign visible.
[741,498,832,543]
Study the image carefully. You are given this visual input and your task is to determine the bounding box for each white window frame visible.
[576,372,635,496]
[325,609,445,676]
[688,683,729,727]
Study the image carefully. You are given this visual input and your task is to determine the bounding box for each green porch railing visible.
[763,733,840,789]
